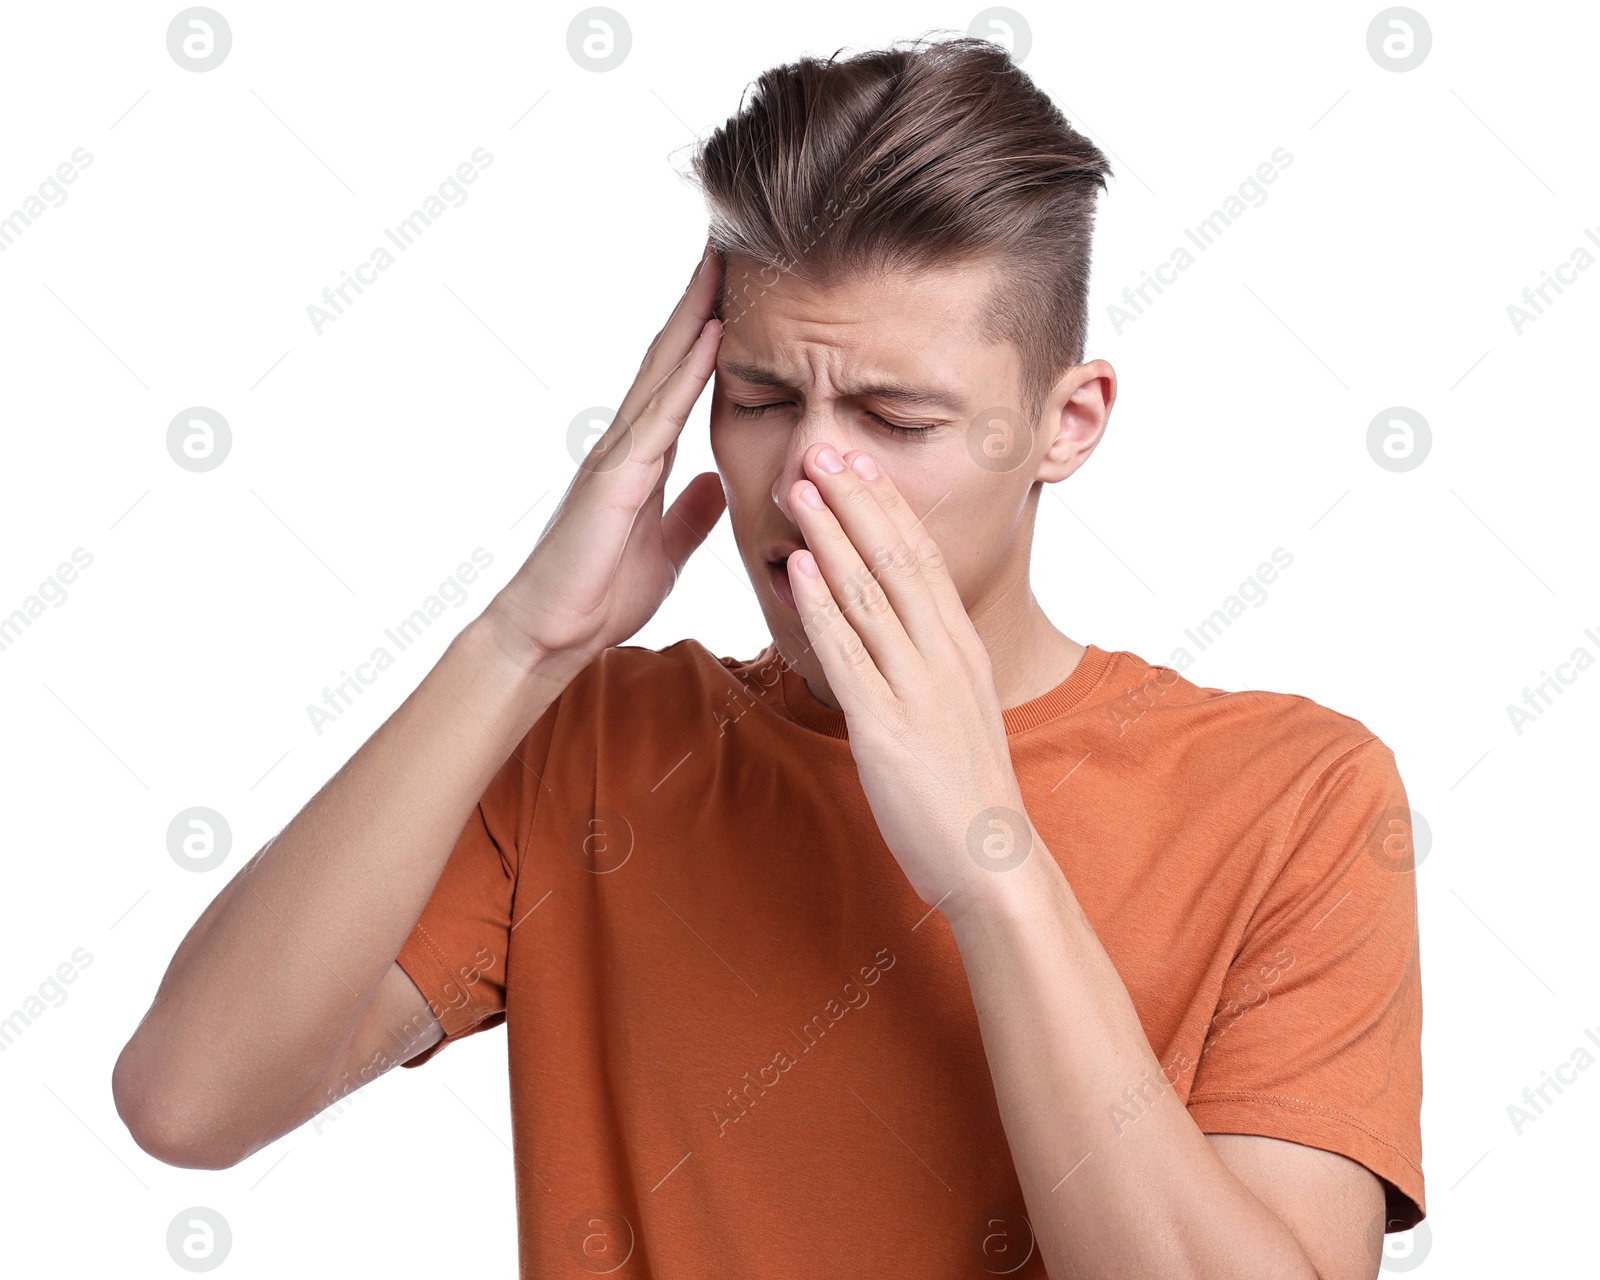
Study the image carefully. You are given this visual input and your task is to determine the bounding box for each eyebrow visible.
[717,359,967,413]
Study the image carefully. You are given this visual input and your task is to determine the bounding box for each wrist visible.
[457,609,594,720]
[472,602,596,685]
[942,832,1063,937]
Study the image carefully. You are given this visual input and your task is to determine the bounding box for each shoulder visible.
[552,637,777,734]
[1086,651,1409,874]
[570,636,763,691]
[1097,648,1389,780]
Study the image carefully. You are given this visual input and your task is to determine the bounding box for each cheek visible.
[707,415,727,467]
[914,484,1005,578]
[708,414,742,483]
[708,415,769,519]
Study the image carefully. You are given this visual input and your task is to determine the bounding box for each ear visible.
[1035,359,1116,485]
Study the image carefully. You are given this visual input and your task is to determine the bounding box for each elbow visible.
[111,1038,240,1171]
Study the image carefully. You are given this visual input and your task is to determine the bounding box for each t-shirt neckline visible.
[773,642,1114,739]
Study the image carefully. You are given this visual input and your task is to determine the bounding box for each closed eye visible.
[728,401,936,440]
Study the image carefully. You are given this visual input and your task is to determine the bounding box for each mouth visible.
[765,561,796,610]
[764,541,806,611]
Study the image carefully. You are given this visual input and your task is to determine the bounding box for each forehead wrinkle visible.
[715,251,990,415]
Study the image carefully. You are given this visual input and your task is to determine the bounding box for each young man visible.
[112,36,1423,1279]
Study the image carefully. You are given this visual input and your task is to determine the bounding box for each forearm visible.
[113,610,582,1152]
[945,845,1318,1280]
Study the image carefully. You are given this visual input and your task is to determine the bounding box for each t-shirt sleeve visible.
[393,692,563,1069]
[1185,734,1426,1231]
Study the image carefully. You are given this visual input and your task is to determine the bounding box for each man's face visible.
[708,252,1099,683]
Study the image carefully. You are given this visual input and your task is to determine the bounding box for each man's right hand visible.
[486,241,728,673]
[111,243,734,1171]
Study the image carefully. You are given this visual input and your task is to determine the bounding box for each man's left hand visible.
[782,442,1035,924]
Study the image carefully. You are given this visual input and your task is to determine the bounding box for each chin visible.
[770,629,816,682]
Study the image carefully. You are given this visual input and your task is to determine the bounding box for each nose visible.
[770,412,849,524]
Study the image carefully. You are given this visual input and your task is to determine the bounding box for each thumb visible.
[660,471,727,577]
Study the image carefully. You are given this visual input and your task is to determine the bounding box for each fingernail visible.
[815,446,845,474]
[849,452,878,481]
[800,482,826,509]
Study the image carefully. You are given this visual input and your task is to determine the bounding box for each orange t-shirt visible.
[396,639,1425,1276]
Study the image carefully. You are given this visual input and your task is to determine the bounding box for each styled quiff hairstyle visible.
[687,33,1113,427]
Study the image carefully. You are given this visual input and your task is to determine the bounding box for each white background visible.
[1,1,1595,1274]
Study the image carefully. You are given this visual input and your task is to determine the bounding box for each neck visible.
[985,595,1087,709]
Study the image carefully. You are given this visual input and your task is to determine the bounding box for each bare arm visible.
[111,240,728,1170]
[946,849,1382,1280]
[110,617,583,1168]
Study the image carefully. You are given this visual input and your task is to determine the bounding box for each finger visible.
[794,445,947,663]
[787,464,922,691]
[650,436,680,512]
[785,545,893,717]
[660,472,728,577]
[586,316,722,496]
[839,448,982,661]
[631,316,723,462]
[622,242,723,427]
[550,318,720,582]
